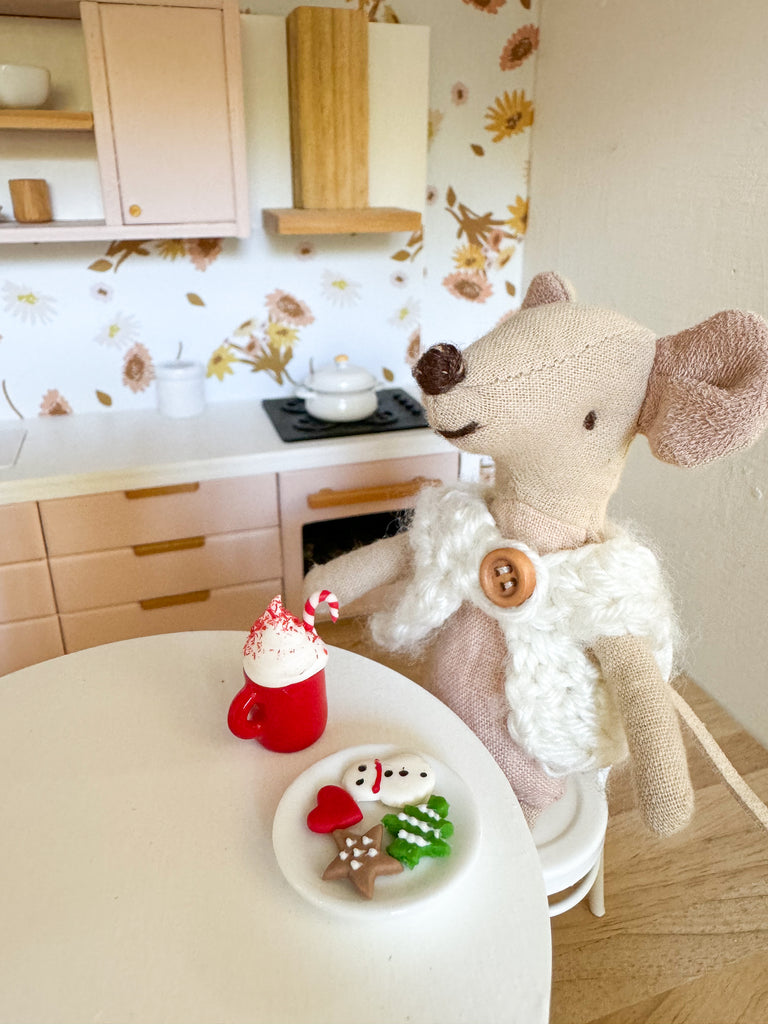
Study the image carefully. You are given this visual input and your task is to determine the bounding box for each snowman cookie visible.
[341,752,435,808]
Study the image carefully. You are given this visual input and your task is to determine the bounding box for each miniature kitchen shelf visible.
[0,109,94,131]
[0,217,244,243]
[262,206,421,236]
[261,6,427,237]
[0,0,249,243]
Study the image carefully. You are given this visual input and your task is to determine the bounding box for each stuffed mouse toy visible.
[304,271,768,836]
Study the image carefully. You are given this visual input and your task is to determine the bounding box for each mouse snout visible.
[412,343,467,395]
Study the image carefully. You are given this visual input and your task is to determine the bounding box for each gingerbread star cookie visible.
[322,824,403,898]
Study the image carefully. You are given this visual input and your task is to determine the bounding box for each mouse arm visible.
[303,531,412,608]
[590,634,694,837]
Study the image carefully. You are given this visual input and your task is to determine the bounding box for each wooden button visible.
[128,204,142,218]
[479,547,536,608]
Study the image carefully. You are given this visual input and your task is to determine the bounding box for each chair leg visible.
[587,848,605,917]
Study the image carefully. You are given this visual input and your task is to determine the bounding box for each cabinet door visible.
[82,0,248,234]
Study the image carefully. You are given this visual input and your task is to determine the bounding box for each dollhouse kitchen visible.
[3,1,768,1022]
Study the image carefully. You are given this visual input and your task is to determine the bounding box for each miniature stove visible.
[262,387,429,442]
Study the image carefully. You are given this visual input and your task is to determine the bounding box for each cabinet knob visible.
[128,204,142,218]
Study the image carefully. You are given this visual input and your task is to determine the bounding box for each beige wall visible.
[525,0,768,743]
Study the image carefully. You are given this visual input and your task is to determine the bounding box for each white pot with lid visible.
[295,354,381,422]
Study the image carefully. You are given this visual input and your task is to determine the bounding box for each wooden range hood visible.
[262,5,422,236]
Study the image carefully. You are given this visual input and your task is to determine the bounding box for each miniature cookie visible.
[382,795,454,869]
[322,824,403,898]
[307,785,363,834]
[341,752,435,808]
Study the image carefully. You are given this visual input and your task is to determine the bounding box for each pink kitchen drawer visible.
[59,578,281,652]
[0,502,47,565]
[0,615,64,676]
[0,559,57,624]
[48,527,282,613]
[39,475,278,555]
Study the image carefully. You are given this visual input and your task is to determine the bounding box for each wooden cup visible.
[9,179,52,223]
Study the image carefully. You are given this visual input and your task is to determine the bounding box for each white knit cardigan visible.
[370,485,676,776]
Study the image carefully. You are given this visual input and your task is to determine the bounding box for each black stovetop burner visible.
[263,388,429,442]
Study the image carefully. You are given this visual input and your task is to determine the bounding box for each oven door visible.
[278,452,460,617]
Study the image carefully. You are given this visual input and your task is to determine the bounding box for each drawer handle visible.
[140,589,211,611]
[307,476,441,510]
[133,536,205,557]
[124,482,200,500]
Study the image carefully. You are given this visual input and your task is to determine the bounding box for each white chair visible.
[530,771,609,917]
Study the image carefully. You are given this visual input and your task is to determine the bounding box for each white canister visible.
[155,360,206,418]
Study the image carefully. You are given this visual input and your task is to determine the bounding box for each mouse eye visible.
[583,410,597,431]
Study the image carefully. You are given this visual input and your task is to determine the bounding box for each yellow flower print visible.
[453,243,487,273]
[428,108,444,147]
[484,90,534,142]
[495,245,516,271]
[207,344,237,381]
[155,239,187,261]
[266,320,299,348]
[506,196,529,236]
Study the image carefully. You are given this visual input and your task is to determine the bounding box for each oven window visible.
[303,510,411,574]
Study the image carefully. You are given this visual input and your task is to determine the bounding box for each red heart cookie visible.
[307,785,363,834]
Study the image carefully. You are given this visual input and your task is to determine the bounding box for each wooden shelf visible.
[0,217,242,243]
[0,1,80,16]
[0,109,94,131]
[262,206,422,236]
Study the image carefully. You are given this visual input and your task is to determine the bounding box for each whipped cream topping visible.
[242,595,329,687]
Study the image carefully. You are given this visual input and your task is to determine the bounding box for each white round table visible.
[0,632,551,1024]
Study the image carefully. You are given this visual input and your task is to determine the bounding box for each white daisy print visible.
[2,281,57,325]
[321,270,362,308]
[389,296,421,330]
[94,311,140,350]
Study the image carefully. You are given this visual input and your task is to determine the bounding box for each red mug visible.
[227,667,328,753]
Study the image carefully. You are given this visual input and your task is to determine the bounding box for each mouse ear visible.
[521,271,576,309]
[638,310,768,467]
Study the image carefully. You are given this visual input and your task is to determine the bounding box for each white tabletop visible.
[0,632,551,1024]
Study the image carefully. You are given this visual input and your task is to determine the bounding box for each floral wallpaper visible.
[0,0,538,422]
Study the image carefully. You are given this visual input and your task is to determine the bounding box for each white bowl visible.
[0,64,50,109]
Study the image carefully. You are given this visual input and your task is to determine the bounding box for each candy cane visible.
[303,589,340,633]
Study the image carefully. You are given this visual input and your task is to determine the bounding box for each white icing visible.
[341,752,435,807]
[350,861,362,871]
[396,812,439,837]
[339,851,349,861]
[242,595,328,688]
[398,829,430,847]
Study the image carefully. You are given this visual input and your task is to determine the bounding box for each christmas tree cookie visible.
[382,795,454,869]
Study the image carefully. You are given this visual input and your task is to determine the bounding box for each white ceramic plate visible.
[272,744,481,917]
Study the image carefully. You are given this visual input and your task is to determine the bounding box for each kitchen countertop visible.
[0,398,455,506]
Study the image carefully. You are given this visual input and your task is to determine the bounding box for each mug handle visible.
[227,683,264,740]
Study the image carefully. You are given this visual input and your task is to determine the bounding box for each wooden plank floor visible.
[322,619,768,1024]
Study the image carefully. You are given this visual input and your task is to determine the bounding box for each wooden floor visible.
[323,619,768,1024]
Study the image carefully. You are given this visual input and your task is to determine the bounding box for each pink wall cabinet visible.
[81,0,249,238]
